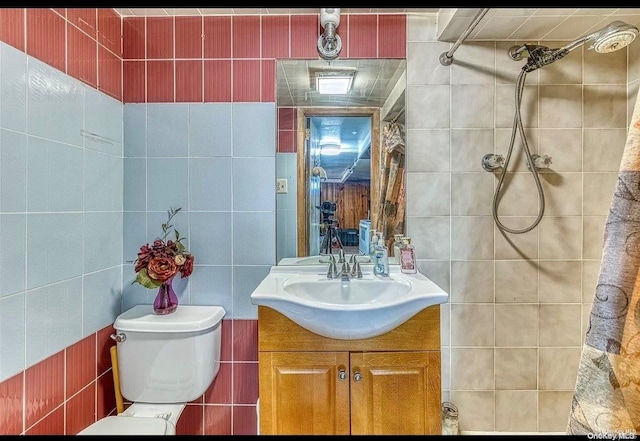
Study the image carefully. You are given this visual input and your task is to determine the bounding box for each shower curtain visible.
[567,91,640,434]
[376,121,406,248]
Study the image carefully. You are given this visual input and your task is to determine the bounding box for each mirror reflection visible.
[275,58,406,263]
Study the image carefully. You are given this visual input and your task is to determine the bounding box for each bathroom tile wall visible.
[121,13,406,103]
[0,9,392,435]
[119,12,400,435]
[6,7,632,436]
[0,8,124,431]
[0,9,122,101]
[276,108,298,261]
[122,102,273,435]
[406,14,634,432]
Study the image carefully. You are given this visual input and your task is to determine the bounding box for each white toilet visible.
[78,304,226,435]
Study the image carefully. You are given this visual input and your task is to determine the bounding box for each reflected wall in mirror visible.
[276,58,406,261]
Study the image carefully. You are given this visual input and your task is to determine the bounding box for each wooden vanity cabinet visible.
[257,305,442,435]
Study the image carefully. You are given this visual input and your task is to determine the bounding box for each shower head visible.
[561,20,638,53]
[508,20,639,72]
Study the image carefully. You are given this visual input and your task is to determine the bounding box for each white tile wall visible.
[122,102,276,320]
[0,42,123,381]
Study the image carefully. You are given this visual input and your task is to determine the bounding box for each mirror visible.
[276,58,406,261]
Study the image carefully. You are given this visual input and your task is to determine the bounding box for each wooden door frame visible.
[296,107,380,257]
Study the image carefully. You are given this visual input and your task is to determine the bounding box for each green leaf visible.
[136,268,162,289]
[176,241,185,252]
[174,229,180,240]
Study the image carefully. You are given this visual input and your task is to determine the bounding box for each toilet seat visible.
[77,416,174,435]
[77,403,185,435]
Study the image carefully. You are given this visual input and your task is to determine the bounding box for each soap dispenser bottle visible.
[400,237,417,274]
[373,238,389,277]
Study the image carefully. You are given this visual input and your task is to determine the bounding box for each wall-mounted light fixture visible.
[317,8,342,60]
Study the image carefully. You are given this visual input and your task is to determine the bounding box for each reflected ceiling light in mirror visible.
[316,73,354,94]
[320,143,341,155]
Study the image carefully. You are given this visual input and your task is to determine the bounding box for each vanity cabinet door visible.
[258,351,350,435]
[350,351,441,435]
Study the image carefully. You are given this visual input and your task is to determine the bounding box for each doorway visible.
[296,107,380,257]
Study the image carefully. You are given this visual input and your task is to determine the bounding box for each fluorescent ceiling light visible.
[316,74,353,94]
[320,143,341,155]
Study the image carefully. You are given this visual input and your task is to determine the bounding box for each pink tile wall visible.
[278,107,297,153]
[0,324,114,435]
[0,8,122,101]
[0,319,256,435]
[122,13,406,104]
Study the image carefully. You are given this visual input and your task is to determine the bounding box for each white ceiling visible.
[441,8,640,42]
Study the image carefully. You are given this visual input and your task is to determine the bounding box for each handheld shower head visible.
[561,20,638,53]
[590,20,639,53]
[508,20,639,72]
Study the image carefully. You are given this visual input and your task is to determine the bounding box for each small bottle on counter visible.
[373,239,389,277]
[392,234,404,264]
[400,237,417,274]
[369,229,378,260]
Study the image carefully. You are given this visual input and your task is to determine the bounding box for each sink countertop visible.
[251,263,449,340]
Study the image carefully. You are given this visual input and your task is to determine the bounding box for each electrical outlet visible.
[276,178,288,194]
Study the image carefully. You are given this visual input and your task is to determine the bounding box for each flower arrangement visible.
[133,207,194,289]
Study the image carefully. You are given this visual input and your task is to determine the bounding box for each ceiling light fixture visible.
[316,73,354,95]
[320,143,341,155]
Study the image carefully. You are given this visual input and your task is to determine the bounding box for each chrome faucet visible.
[326,255,338,279]
[350,260,363,279]
[340,260,350,281]
[327,254,353,281]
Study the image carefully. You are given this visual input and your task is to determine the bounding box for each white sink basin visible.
[282,275,411,304]
[250,264,448,340]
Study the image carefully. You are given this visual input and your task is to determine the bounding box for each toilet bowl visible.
[78,304,226,435]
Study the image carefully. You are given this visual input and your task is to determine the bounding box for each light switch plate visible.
[276,178,288,194]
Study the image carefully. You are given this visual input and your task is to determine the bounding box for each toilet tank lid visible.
[115,305,226,333]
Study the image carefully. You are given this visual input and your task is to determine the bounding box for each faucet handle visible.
[327,260,338,279]
[354,262,363,279]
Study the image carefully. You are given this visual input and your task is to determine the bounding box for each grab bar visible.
[439,8,490,66]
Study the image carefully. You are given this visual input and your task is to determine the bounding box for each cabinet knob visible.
[353,371,362,382]
[338,369,346,380]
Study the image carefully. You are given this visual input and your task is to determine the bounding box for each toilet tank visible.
[113,304,226,403]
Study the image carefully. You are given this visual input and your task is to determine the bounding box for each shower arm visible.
[439,8,490,66]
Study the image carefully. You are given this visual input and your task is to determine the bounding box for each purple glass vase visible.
[153,276,178,315]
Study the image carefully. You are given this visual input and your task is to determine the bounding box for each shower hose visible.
[492,69,546,234]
